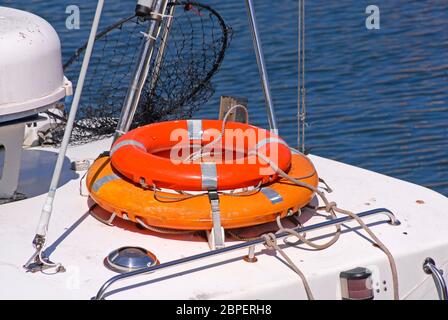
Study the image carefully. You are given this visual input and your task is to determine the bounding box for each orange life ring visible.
[86,154,318,230]
[110,120,292,191]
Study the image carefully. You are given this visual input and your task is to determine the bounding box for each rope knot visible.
[262,232,277,250]
[325,201,337,212]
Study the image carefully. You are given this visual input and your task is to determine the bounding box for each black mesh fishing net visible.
[46,1,231,145]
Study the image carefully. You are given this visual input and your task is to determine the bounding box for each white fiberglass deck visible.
[0,138,447,299]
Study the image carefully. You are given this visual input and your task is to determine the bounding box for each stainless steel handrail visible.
[93,208,399,299]
[423,257,448,300]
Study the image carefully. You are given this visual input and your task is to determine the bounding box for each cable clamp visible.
[140,31,157,41]
[151,12,173,19]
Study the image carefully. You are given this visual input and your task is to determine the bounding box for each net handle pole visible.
[32,0,105,247]
[244,0,278,132]
[113,0,170,142]
[147,4,176,99]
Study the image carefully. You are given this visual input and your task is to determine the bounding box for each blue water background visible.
[2,0,447,195]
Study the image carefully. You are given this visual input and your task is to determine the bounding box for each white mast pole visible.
[25,0,105,272]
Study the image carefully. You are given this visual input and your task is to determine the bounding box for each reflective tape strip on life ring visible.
[110,140,145,157]
[110,119,292,191]
[200,162,218,190]
[187,119,203,140]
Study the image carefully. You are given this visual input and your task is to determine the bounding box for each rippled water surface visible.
[3,0,447,195]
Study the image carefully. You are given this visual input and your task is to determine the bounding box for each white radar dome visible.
[0,6,72,122]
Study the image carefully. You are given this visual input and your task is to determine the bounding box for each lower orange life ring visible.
[110,120,292,191]
[86,154,318,230]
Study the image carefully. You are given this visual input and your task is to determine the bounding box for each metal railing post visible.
[244,0,278,132]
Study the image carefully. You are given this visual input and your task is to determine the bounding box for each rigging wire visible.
[297,0,306,153]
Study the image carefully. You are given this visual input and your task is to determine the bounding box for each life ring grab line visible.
[88,186,288,226]
[112,141,286,192]
[110,120,292,191]
[90,153,317,200]
[88,164,318,202]
[254,137,288,151]
[109,126,289,162]
[89,171,278,204]
[91,178,303,206]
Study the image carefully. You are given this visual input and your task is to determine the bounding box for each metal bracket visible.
[23,252,66,274]
[90,208,117,226]
[23,235,65,273]
[207,191,225,250]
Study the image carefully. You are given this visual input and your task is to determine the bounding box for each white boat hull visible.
[0,138,447,300]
